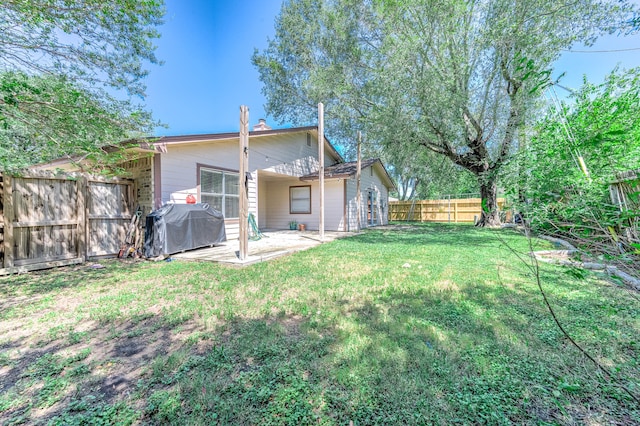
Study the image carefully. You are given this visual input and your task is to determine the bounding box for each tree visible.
[511,67,640,255]
[378,131,476,200]
[0,0,164,171]
[253,0,636,226]
[0,72,154,171]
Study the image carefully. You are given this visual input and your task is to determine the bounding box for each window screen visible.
[200,168,239,219]
[290,186,311,214]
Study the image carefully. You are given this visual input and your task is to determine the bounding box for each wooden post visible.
[318,102,325,240]
[3,175,13,268]
[239,105,249,260]
[356,131,362,231]
[77,176,87,262]
[454,199,459,223]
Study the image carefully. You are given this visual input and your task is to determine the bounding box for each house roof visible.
[33,125,345,171]
[137,126,344,163]
[300,158,396,190]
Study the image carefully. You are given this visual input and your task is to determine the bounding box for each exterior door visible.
[367,191,378,226]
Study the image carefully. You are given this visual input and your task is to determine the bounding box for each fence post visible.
[454,199,458,223]
[77,176,87,262]
[3,175,13,269]
[85,179,91,260]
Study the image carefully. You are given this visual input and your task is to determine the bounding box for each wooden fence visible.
[609,169,640,244]
[389,197,507,223]
[0,171,134,275]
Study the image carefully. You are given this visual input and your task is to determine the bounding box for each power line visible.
[562,47,640,53]
[247,147,294,166]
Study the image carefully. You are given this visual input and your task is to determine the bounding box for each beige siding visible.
[159,132,339,203]
[346,164,390,230]
[248,170,258,219]
[263,177,309,230]
[257,177,268,229]
[157,131,342,237]
[256,132,339,177]
[324,180,346,231]
[346,177,359,231]
[262,178,344,231]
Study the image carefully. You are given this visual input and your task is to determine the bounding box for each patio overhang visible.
[299,158,397,190]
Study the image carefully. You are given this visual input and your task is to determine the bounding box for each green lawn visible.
[0,224,638,425]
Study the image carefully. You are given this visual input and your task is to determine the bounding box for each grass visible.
[0,223,638,424]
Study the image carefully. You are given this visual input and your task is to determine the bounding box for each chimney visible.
[253,118,272,131]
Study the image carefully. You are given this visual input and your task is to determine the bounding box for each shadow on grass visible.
[0,225,638,425]
[1,285,638,425]
[0,260,148,298]
[353,222,524,249]
[326,282,639,425]
[0,309,199,425]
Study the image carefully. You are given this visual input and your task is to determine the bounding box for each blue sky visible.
[144,0,640,136]
[553,32,640,94]
[145,0,282,136]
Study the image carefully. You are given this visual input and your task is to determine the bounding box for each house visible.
[39,121,396,239]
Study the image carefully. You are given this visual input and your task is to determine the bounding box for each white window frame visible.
[199,165,240,219]
[290,185,311,214]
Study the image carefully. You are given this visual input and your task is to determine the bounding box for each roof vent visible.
[253,118,272,131]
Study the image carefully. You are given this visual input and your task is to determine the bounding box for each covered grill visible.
[143,203,226,258]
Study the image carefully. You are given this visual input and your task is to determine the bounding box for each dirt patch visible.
[0,313,202,424]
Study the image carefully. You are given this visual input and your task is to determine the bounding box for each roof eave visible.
[134,126,344,163]
[299,173,352,182]
[373,160,397,191]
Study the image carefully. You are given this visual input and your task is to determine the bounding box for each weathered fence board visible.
[0,172,133,274]
[86,179,133,258]
[9,175,82,267]
[609,170,640,244]
[389,197,507,223]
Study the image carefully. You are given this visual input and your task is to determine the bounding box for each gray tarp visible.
[143,203,226,258]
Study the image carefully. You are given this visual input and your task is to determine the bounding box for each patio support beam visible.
[318,102,325,240]
[356,131,362,232]
[239,105,249,260]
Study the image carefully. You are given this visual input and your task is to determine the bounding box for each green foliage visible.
[511,68,640,256]
[49,398,138,426]
[146,390,182,423]
[0,71,156,172]
[0,351,12,367]
[26,353,66,378]
[0,0,163,96]
[382,131,477,199]
[253,0,636,225]
[0,0,164,171]
[36,376,68,408]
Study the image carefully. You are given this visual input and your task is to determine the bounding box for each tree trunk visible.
[476,178,501,227]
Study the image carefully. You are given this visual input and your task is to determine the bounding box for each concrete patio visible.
[170,230,355,266]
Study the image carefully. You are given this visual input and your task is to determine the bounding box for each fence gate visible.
[86,179,134,258]
[0,172,133,275]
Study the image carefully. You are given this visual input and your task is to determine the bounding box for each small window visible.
[306,133,312,146]
[200,167,239,218]
[290,185,311,214]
